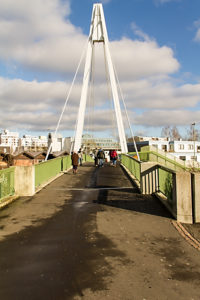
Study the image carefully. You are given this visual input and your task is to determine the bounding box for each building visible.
[81,134,120,151]
[48,133,64,152]
[169,140,200,163]
[0,130,19,153]
[128,136,200,165]
[128,136,169,152]
[13,152,46,166]
[19,135,48,150]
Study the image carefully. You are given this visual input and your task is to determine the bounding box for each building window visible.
[179,144,184,150]
[197,146,200,153]
[191,156,197,161]
[188,144,194,150]
[179,156,186,161]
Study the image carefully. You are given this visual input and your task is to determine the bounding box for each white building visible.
[48,133,64,152]
[128,136,200,164]
[20,135,48,149]
[0,129,19,152]
[169,140,200,163]
[128,136,169,152]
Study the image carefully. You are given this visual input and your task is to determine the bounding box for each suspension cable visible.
[112,59,140,160]
[45,38,89,161]
[103,43,118,144]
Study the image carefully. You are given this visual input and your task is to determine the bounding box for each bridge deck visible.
[0,162,200,299]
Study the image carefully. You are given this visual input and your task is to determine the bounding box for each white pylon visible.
[73,3,128,153]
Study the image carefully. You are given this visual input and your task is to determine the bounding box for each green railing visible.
[158,166,174,209]
[0,167,15,201]
[121,154,141,182]
[129,150,187,171]
[35,156,71,189]
[121,154,175,209]
[84,154,94,163]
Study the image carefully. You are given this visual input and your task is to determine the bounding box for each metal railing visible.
[35,156,72,189]
[129,146,188,171]
[121,154,141,183]
[121,154,175,212]
[0,167,15,201]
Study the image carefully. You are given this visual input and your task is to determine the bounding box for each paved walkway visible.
[0,162,200,300]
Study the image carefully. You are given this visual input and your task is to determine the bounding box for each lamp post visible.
[192,123,196,163]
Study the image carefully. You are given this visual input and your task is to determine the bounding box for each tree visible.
[186,125,199,141]
[161,125,182,141]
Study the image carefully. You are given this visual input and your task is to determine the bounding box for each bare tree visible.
[161,126,171,139]
[161,125,182,141]
[171,126,181,140]
[186,125,199,141]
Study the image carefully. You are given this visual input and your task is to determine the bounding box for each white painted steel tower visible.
[73,3,128,153]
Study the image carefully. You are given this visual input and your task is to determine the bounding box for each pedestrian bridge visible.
[1,160,200,299]
[0,150,199,224]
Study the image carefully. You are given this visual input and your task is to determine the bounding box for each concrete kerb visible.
[171,220,200,251]
[0,195,19,210]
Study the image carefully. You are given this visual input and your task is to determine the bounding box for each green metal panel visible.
[35,157,62,189]
[0,167,15,201]
[35,155,73,189]
[121,154,141,182]
[158,168,173,203]
[62,155,72,171]
[85,154,94,162]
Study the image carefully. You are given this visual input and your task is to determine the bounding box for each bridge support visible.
[73,3,128,153]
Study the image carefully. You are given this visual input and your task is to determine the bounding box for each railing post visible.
[14,166,35,196]
[191,173,200,223]
[175,172,193,224]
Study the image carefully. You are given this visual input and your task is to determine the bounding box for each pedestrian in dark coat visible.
[71,151,79,174]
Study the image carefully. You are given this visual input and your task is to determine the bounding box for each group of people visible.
[94,148,118,168]
[71,148,118,174]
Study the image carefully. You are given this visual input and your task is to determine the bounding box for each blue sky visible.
[1,0,200,138]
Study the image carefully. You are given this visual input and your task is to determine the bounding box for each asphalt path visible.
[0,162,200,300]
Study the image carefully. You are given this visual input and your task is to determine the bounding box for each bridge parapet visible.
[0,154,94,202]
[121,154,199,224]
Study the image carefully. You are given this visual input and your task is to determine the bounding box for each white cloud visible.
[0,0,199,135]
[1,76,200,132]
[134,110,200,127]
[154,0,181,5]
[0,0,85,74]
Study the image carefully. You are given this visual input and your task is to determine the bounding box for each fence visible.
[129,146,188,172]
[0,167,15,201]
[141,164,175,213]
[35,156,72,189]
[121,154,198,223]
[121,154,141,183]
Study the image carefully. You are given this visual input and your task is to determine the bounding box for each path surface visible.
[0,162,200,300]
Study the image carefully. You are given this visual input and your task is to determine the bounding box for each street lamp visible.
[192,122,196,164]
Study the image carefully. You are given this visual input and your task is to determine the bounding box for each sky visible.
[1,0,200,139]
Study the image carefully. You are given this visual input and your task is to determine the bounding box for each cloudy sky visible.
[1,0,200,138]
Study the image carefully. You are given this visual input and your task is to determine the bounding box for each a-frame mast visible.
[73,3,128,153]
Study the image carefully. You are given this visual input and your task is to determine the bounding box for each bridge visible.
[0,158,200,299]
[0,3,200,299]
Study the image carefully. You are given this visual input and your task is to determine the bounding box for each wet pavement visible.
[0,162,200,300]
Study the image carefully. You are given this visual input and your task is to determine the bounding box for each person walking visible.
[94,148,98,166]
[110,149,118,167]
[71,151,79,174]
[97,148,105,168]
[78,149,83,166]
